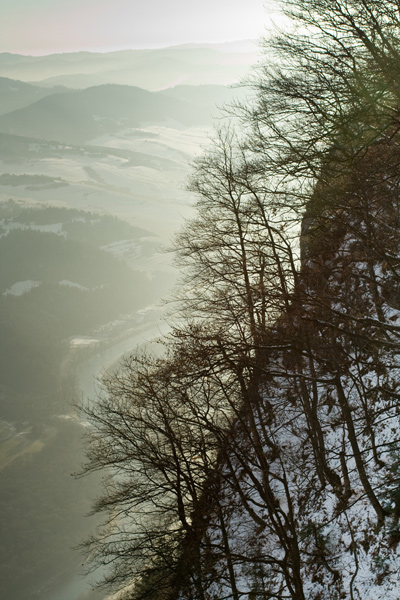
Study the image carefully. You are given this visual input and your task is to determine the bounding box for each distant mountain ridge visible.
[0,44,258,90]
[0,82,246,144]
[0,84,198,144]
[0,77,71,115]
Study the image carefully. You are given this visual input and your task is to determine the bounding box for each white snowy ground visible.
[0,125,209,244]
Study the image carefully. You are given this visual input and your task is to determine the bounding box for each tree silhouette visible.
[82,1,400,598]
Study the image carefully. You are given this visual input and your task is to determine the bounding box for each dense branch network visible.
[82,1,400,599]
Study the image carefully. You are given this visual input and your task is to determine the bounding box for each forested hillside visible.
[0,203,160,411]
[0,201,170,599]
[82,1,400,599]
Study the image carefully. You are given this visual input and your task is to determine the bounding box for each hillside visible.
[0,44,252,600]
[0,203,163,406]
[0,199,174,599]
[83,119,400,600]
[78,3,400,600]
[0,77,71,115]
[0,84,210,144]
[0,79,240,242]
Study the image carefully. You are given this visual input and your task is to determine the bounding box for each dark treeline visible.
[0,205,162,409]
[82,1,400,599]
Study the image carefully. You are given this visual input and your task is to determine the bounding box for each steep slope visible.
[89,122,400,600]
[182,129,400,600]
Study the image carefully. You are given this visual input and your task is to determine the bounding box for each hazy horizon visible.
[0,38,259,58]
[0,0,281,56]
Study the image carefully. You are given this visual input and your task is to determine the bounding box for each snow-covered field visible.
[0,125,210,243]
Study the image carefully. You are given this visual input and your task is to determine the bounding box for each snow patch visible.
[59,279,89,291]
[3,280,40,296]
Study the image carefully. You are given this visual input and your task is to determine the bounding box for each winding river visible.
[43,315,171,600]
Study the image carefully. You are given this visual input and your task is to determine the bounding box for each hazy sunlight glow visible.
[0,0,275,55]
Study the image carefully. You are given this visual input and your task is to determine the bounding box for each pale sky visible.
[0,0,280,55]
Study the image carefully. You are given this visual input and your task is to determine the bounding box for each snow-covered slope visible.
[180,126,400,600]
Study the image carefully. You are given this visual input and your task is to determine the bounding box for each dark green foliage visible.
[0,209,159,403]
[1,203,150,242]
[0,229,130,289]
[63,215,149,247]
[0,173,67,187]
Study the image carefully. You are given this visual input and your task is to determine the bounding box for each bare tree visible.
[81,1,400,598]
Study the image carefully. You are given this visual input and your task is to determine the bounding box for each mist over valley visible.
[0,44,252,600]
